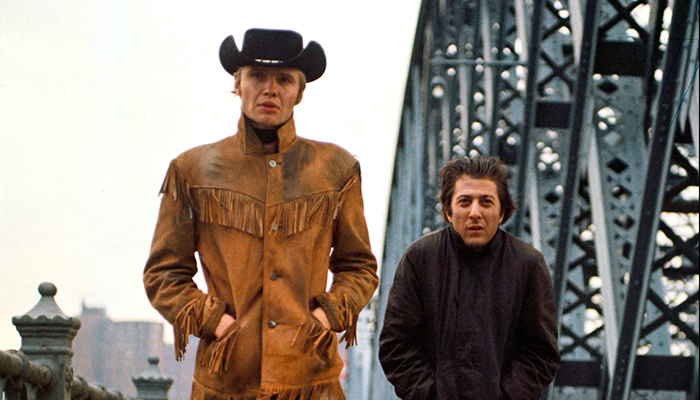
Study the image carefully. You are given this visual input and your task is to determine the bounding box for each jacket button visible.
[269,272,279,281]
[268,160,277,168]
[268,319,277,329]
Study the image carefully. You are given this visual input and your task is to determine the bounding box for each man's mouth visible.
[259,101,279,110]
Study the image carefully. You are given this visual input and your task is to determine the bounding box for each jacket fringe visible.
[159,160,360,239]
[314,292,362,348]
[292,318,336,356]
[257,380,345,400]
[160,159,191,204]
[338,293,361,348]
[274,191,338,237]
[333,173,359,220]
[173,298,201,361]
[192,187,265,237]
[201,323,240,374]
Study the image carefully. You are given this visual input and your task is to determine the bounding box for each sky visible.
[0,1,422,349]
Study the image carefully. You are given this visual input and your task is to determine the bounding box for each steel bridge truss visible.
[350,0,700,399]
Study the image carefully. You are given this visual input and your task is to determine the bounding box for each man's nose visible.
[468,204,482,218]
[263,78,278,92]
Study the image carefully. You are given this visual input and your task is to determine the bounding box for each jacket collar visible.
[448,224,504,259]
[236,114,298,154]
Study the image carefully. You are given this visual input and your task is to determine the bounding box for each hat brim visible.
[219,35,326,82]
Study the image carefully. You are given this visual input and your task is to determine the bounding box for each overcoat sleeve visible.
[500,251,560,398]
[378,251,437,400]
[143,159,226,360]
[313,163,379,347]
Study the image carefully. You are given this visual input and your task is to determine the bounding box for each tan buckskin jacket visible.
[144,116,378,400]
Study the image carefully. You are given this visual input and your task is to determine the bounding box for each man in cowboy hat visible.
[143,28,378,400]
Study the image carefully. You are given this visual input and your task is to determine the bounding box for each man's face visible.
[236,66,305,130]
[447,175,504,251]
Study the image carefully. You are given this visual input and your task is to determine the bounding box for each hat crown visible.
[240,29,304,62]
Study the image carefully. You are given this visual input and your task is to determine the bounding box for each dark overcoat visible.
[379,227,560,400]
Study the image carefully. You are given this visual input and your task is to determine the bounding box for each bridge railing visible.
[0,282,172,400]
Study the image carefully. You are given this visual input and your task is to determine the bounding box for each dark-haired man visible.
[379,156,560,399]
[143,28,378,400]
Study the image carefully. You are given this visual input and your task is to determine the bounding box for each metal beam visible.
[608,0,695,398]
[369,1,700,399]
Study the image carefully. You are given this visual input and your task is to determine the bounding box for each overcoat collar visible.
[447,224,504,260]
[236,114,298,154]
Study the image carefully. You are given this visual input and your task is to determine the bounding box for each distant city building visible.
[72,304,197,400]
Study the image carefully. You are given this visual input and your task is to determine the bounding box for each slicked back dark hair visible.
[439,156,518,224]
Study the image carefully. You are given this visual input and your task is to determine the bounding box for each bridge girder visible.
[347,1,700,399]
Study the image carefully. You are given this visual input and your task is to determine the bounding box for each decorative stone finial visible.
[11,282,82,400]
[133,356,173,400]
[139,357,168,380]
[21,282,69,319]
[13,282,81,353]
[38,281,57,297]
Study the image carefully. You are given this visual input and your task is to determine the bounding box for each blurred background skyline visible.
[0,1,422,349]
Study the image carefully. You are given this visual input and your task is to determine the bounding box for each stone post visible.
[12,282,81,400]
[132,356,173,400]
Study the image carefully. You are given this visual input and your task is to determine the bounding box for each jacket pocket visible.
[293,314,336,362]
[199,319,241,374]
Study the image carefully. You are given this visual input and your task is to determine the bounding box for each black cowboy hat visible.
[219,28,326,82]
